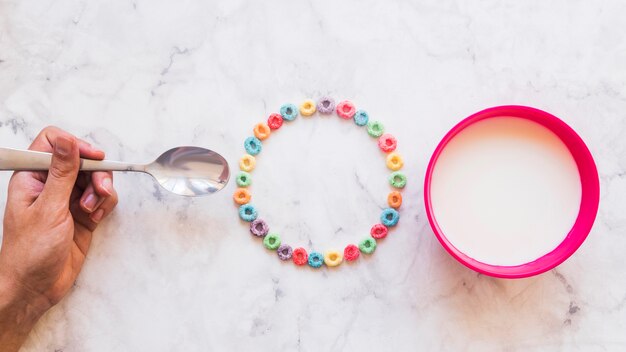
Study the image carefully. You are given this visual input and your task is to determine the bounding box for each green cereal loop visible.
[236,171,252,187]
[367,121,384,137]
[389,171,407,188]
[359,237,377,254]
[263,233,281,250]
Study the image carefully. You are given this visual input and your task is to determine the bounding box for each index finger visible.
[30,126,105,160]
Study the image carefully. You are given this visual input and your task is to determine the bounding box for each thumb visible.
[40,136,80,207]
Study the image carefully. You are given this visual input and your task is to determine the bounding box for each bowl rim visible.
[423,105,600,278]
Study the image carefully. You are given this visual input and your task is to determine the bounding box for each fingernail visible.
[91,209,104,223]
[101,177,113,195]
[82,193,99,212]
[55,137,73,156]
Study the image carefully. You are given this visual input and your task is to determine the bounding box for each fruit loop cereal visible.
[233,188,251,205]
[378,133,398,153]
[267,113,284,130]
[244,136,262,155]
[238,204,258,222]
[277,244,293,261]
[316,96,336,114]
[308,251,324,268]
[250,218,269,237]
[389,171,407,189]
[367,121,385,137]
[380,208,400,227]
[234,97,408,269]
[253,123,271,140]
[236,171,252,187]
[388,191,403,209]
[263,233,281,250]
[344,244,360,262]
[336,100,356,119]
[386,152,403,171]
[299,99,317,116]
[280,103,298,121]
[324,250,343,267]
[239,154,256,172]
[292,248,308,266]
[353,110,369,126]
[370,224,388,239]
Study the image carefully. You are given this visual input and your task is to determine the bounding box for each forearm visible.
[0,268,50,352]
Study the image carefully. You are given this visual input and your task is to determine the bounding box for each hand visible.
[0,126,119,351]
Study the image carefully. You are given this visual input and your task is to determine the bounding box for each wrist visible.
[0,265,51,350]
[0,264,52,315]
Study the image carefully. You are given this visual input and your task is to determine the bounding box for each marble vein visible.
[0,0,625,351]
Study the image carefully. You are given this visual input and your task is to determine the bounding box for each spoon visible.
[0,146,230,197]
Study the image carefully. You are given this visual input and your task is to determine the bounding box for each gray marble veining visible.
[1,0,626,351]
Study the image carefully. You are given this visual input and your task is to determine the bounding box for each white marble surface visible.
[1,0,626,350]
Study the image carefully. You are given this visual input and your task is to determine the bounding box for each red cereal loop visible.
[292,247,308,265]
[378,133,397,153]
[370,224,388,239]
[344,244,360,261]
[267,113,284,130]
[336,100,356,119]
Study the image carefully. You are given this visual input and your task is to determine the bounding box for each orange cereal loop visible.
[233,188,251,205]
[387,191,402,209]
[239,154,256,172]
[253,122,271,140]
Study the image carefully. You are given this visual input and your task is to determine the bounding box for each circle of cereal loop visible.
[234,97,407,268]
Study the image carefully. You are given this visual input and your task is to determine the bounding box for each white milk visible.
[430,117,582,266]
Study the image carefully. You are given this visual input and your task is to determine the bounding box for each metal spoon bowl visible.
[0,146,230,197]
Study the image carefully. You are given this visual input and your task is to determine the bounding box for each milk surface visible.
[430,117,582,266]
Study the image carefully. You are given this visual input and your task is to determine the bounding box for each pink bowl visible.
[423,105,600,278]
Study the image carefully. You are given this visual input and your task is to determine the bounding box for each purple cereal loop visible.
[250,219,269,237]
[277,244,293,260]
[317,96,336,114]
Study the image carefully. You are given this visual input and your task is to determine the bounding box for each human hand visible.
[0,126,118,351]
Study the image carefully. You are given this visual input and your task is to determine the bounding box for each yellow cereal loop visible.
[324,250,343,267]
[299,99,317,116]
[239,154,256,172]
[253,122,271,140]
[386,152,404,171]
